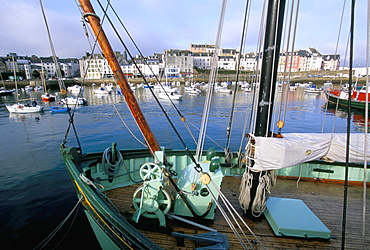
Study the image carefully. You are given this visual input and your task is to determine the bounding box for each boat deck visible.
[107,176,370,249]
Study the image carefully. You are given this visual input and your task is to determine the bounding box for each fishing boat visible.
[325,85,370,110]
[59,0,369,249]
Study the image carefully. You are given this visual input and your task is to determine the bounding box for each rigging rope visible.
[196,0,227,161]
[362,1,369,248]
[278,0,300,131]
[95,0,203,166]
[207,179,266,249]
[225,0,251,152]
[40,0,84,152]
[33,197,83,249]
[342,1,355,248]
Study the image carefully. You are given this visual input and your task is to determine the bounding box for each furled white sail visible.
[246,133,369,171]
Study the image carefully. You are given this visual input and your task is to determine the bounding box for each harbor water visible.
[0,84,367,249]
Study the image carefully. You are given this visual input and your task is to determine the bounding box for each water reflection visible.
[325,103,369,132]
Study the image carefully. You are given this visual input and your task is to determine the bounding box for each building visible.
[1,45,342,82]
[193,53,213,69]
[163,49,193,78]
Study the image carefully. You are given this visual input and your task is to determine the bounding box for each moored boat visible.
[0,87,15,96]
[60,96,88,105]
[50,106,71,112]
[157,87,183,100]
[41,93,56,102]
[67,84,84,94]
[325,85,370,110]
[6,103,44,113]
[6,56,44,113]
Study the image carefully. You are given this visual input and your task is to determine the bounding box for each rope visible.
[251,171,273,217]
[196,0,227,161]
[208,179,265,249]
[102,146,123,175]
[206,183,249,249]
[362,1,369,247]
[96,0,200,167]
[239,169,253,212]
[225,0,251,151]
[40,0,83,152]
[278,0,300,129]
[33,197,83,249]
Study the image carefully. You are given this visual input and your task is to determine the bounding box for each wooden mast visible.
[78,0,161,155]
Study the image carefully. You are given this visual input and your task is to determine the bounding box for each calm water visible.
[0,84,367,249]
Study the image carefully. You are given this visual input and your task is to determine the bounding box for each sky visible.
[0,0,369,66]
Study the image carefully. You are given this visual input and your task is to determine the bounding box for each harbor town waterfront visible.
[0,84,368,249]
[0,44,344,82]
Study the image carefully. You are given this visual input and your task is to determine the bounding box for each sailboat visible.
[6,57,44,113]
[58,0,369,249]
[40,65,56,102]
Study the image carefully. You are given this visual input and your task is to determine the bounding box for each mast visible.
[78,0,161,155]
[254,0,286,136]
[12,56,19,103]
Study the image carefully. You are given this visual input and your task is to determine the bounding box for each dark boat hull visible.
[325,91,369,110]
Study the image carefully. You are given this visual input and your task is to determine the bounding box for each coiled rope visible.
[102,146,123,175]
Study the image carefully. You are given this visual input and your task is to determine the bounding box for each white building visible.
[218,56,236,70]
[193,53,212,69]
[163,49,193,78]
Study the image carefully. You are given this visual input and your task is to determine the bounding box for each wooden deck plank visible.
[107,176,370,249]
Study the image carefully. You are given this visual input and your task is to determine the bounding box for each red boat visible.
[325,85,370,110]
[41,93,56,102]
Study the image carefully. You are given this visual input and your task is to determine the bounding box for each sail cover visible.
[247,133,369,171]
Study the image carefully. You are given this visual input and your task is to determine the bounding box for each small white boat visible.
[61,96,88,105]
[289,84,297,91]
[93,86,109,94]
[184,86,201,95]
[215,85,232,94]
[305,85,322,93]
[6,102,44,113]
[24,85,33,91]
[157,88,183,100]
[67,85,84,94]
[130,83,136,91]
[34,85,44,91]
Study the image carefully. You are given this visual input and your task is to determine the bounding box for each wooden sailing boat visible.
[59,0,369,249]
[6,57,44,113]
